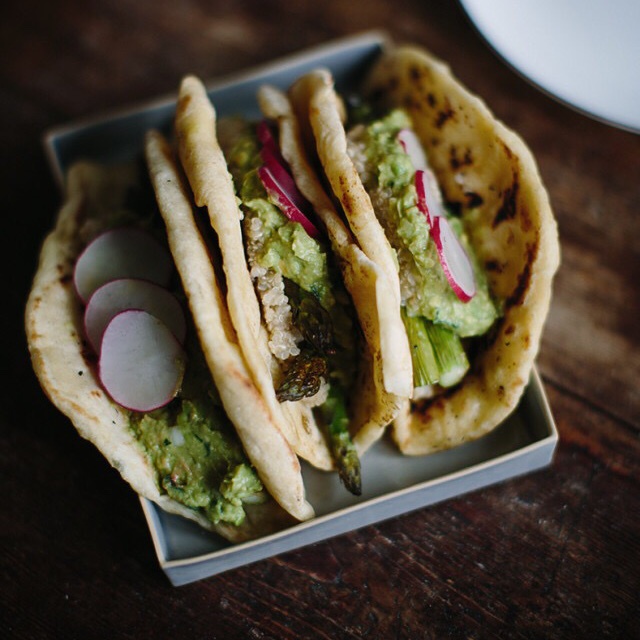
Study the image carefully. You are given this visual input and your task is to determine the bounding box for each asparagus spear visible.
[320,383,362,496]
[276,352,328,402]
[425,322,469,387]
[402,309,469,388]
[402,309,440,386]
[277,278,362,494]
[275,280,334,401]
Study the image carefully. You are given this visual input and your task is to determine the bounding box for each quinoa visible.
[301,377,329,409]
[244,214,303,362]
[246,214,329,407]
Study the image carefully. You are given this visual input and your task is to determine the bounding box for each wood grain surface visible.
[4,1,639,638]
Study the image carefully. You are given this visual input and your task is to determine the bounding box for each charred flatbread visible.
[301,44,560,454]
[25,158,310,543]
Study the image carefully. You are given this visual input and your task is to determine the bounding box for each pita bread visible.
[25,159,305,543]
[306,44,560,454]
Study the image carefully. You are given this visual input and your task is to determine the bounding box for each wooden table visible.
[4,2,639,638]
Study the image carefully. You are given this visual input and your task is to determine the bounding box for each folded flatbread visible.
[173,75,412,496]
[25,158,311,543]
[274,81,413,454]
[299,44,560,454]
[145,132,314,520]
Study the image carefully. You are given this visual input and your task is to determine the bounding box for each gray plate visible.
[44,32,558,586]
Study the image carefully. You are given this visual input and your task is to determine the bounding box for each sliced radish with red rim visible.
[415,169,445,228]
[74,228,173,303]
[397,128,428,171]
[257,120,284,163]
[398,129,475,302]
[397,129,445,225]
[258,164,321,239]
[257,122,322,240]
[99,310,186,412]
[431,216,476,302]
[84,278,187,353]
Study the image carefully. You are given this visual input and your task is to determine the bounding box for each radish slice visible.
[260,146,311,215]
[397,128,428,170]
[415,169,445,228]
[258,164,321,239]
[74,228,173,303]
[99,310,186,412]
[399,128,474,301]
[258,121,322,239]
[431,216,476,302]
[397,128,446,225]
[84,278,187,353]
[257,120,284,162]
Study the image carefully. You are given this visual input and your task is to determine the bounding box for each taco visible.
[173,76,413,494]
[256,85,413,456]
[25,156,312,543]
[295,44,560,455]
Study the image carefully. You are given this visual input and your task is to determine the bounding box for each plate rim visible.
[458,0,640,134]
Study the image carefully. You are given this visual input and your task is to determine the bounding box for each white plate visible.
[460,0,640,133]
[44,32,558,586]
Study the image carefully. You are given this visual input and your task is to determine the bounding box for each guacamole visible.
[344,107,500,388]
[129,335,265,527]
[226,124,334,311]
[355,109,498,338]
[224,119,356,386]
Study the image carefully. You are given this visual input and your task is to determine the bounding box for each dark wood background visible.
[4,1,639,638]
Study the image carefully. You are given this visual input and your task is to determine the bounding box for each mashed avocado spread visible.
[225,124,335,311]
[223,119,356,381]
[129,335,265,527]
[355,109,498,337]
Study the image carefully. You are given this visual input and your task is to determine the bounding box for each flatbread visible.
[25,160,301,541]
[145,130,314,520]
[303,69,404,307]
[175,76,333,470]
[306,44,560,454]
[260,83,412,453]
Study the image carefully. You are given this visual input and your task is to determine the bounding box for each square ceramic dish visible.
[44,32,558,586]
